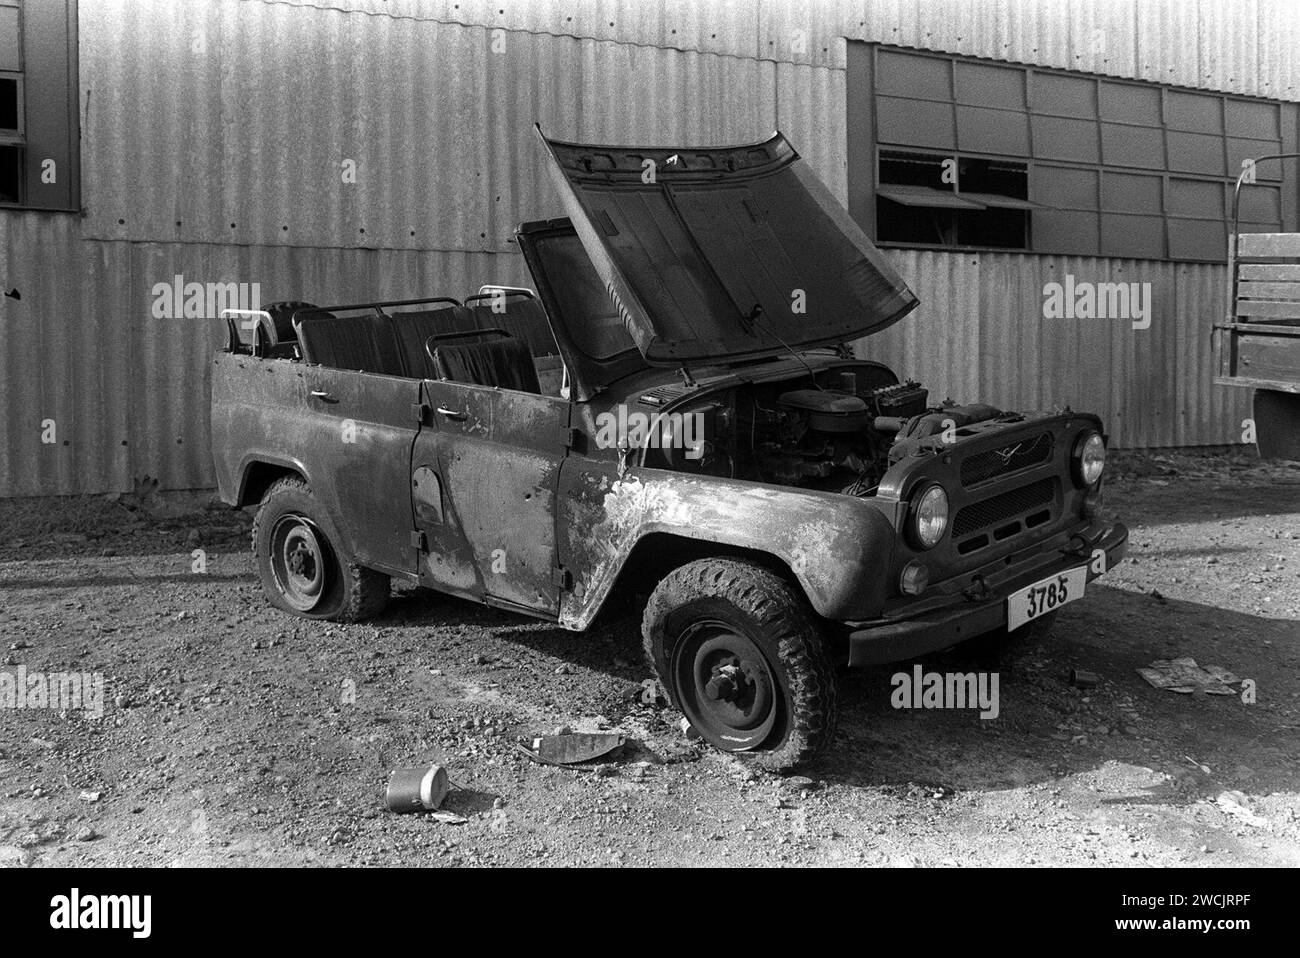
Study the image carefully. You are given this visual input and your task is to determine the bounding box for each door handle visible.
[436,406,466,421]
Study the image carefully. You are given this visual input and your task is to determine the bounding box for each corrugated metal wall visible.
[0,0,1286,495]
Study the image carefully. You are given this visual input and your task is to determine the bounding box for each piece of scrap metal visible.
[517,733,625,766]
[1136,657,1240,695]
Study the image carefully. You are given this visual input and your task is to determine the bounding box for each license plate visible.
[1007,567,1087,631]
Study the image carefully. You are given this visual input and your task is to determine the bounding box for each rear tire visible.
[642,558,838,772]
[252,477,390,622]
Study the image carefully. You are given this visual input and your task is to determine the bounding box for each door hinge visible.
[412,402,430,425]
[552,566,572,590]
[410,530,427,551]
[560,426,581,450]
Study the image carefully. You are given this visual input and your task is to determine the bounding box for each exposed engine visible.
[652,367,1013,497]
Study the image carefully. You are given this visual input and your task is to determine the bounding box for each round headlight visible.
[1075,431,1106,486]
[912,484,949,549]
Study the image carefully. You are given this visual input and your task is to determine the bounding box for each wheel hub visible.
[704,660,747,702]
[671,624,779,752]
[269,514,328,612]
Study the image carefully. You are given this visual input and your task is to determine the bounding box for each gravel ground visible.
[0,451,1297,868]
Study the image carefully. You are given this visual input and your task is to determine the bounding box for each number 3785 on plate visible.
[1006,567,1087,631]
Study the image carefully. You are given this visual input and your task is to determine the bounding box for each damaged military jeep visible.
[210,129,1127,770]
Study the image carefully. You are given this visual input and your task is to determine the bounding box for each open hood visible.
[536,127,919,367]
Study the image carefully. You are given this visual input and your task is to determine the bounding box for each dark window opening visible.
[0,144,22,203]
[0,77,18,130]
[957,207,1027,248]
[959,157,1027,199]
[876,150,1030,249]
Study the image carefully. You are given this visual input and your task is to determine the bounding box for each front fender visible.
[557,465,897,629]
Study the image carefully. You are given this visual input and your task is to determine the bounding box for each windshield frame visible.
[516,217,651,401]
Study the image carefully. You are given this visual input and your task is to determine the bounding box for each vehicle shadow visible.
[816,583,1299,805]
[427,581,1298,811]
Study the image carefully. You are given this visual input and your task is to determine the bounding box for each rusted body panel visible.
[414,381,567,615]
[210,352,420,579]
[556,464,898,630]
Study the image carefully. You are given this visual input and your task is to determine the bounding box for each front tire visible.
[642,558,838,772]
[252,477,390,622]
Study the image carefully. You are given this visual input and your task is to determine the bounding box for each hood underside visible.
[537,127,919,367]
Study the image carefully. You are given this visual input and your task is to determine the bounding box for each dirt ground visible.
[1,451,1297,868]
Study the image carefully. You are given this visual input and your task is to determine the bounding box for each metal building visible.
[2,0,1297,496]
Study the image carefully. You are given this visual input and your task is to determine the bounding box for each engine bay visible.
[644,365,1022,497]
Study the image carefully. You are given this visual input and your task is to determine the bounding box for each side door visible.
[299,365,422,578]
[413,380,570,616]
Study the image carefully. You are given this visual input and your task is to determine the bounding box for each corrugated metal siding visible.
[81,0,778,251]
[867,250,1250,451]
[1,0,1289,495]
[0,213,533,496]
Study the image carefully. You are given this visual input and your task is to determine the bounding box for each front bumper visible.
[844,520,1128,666]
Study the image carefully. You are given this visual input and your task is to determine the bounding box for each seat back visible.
[390,305,481,379]
[295,313,404,375]
[464,293,556,357]
[431,333,542,393]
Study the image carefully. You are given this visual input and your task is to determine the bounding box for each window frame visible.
[0,0,79,213]
[848,41,1300,263]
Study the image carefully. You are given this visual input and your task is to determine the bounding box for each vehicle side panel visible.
[416,381,568,616]
[210,353,421,578]
[555,458,899,630]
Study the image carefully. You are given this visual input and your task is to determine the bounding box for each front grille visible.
[953,477,1056,540]
[960,432,1053,486]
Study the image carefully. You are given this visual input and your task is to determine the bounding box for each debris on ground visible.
[1069,668,1099,689]
[1214,791,1270,829]
[426,810,468,825]
[385,765,450,813]
[518,732,625,766]
[1136,657,1241,695]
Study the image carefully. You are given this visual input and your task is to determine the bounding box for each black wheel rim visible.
[671,619,779,752]
[269,514,328,612]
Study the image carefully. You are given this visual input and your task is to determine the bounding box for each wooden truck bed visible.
[1215,231,1300,395]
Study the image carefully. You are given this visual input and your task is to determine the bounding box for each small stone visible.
[679,717,700,740]
[78,790,102,804]
[75,827,99,842]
